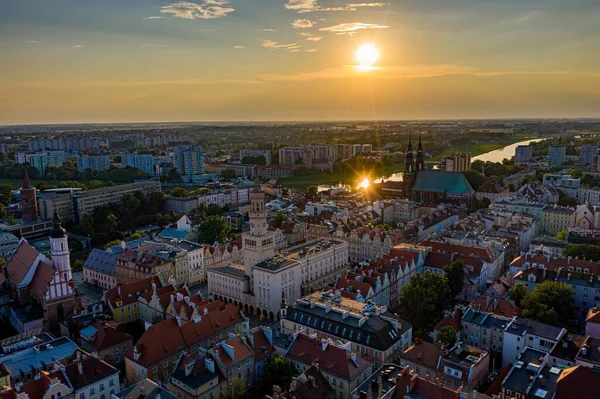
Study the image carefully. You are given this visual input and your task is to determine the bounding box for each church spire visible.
[416,130,425,171]
[23,169,32,189]
[405,132,415,173]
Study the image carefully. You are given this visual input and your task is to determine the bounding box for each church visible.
[403,134,476,209]
[2,211,82,333]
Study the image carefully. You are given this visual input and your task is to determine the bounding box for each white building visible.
[502,317,566,367]
[514,145,533,165]
[579,144,598,167]
[392,199,420,222]
[548,146,566,167]
[207,179,349,320]
[542,173,581,197]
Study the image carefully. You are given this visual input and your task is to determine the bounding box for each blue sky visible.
[1,0,599,124]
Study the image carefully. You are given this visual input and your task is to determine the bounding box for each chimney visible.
[175,316,182,327]
[155,394,161,399]
[171,294,175,304]
[322,339,329,352]
[204,307,208,315]
[77,362,83,376]
[117,286,121,297]
[205,357,215,373]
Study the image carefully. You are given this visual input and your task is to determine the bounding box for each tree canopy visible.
[444,260,464,303]
[520,281,576,327]
[258,356,298,396]
[509,283,529,307]
[222,378,246,399]
[170,186,188,198]
[198,215,232,244]
[436,325,457,347]
[400,271,452,336]
[0,184,12,204]
[564,244,600,261]
[462,170,486,190]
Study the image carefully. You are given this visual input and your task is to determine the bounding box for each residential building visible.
[0,231,19,258]
[124,304,247,385]
[122,154,155,176]
[256,165,294,179]
[115,248,174,285]
[585,307,600,339]
[247,326,276,384]
[114,378,178,399]
[285,333,374,399]
[555,365,600,399]
[460,308,511,355]
[502,317,566,366]
[83,249,118,289]
[206,335,255,388]
[278,146,336,169]
[579,144,597,167]
[239,149,271,165]
[435,343,490,391]
[399,340,440,380]
[77,154,111,172]
[476,178,510,202]
[500,348,560,399]
[515,145,533,165]
[548,333,586,369]
[37,181,161,223]
[79,318,133,367]
[548,145,566,166]
[269,365,335,399]
[173,146,205,183]
[541,205,575,234]
[166,354,227,399]
[263,179,283,197]
[103,276,168,323]
[440,153,471,172]
[542,173,581,197]
[281,291,412,367]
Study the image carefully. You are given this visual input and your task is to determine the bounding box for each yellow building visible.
[542,205,575,234]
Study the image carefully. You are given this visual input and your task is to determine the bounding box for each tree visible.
[221,169,237,180]
[105,213,118,231]
[0,204,7,220]
[198,216,231,244]
[223,378,246,399]
[114,155,122,163]
[400,271,452,336]
[558,196,577,207]
[444,260,464,302]
[521,281,576,327]
[0,184,12,204]
[171,186,188,198]
[509,283,529,307]
[436,325,457,347]
[462,170,486,190]
[570,168,583,178]
[564,244,600,261]
[275,211,285,228]
[0,257,7,267]
[168,167,181,182]
[306,185,319,199]
[555,230,568,240]
[126,232,145,241]
[259,356,298,395]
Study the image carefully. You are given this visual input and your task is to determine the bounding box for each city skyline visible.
[2,0,600,124]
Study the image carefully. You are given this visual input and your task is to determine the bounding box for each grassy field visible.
[430,143,506,161]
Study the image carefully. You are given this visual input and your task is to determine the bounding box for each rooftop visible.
[412,170,474,195]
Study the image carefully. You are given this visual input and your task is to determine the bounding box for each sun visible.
[355,44,380,67]
[358,177,370,190]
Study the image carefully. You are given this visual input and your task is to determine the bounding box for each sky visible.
[1,0,600,124]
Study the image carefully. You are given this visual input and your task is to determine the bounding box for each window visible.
[123,344,128,351]
[90,388,95,395]
[80,394,85,399]
[109,380,114,387]
[101,395,105,399]
[100,383,105,391]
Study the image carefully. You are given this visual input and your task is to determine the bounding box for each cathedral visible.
[403,133,476,209]
[2,211,82,333]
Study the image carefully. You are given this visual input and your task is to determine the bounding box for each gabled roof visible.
[86,319,133,351]
[286,334,372,380]
[105,275,163,308]
[555,366,600,399]
[401,340,441,370]
[62,354,119,389]
[5,240,41,286]
[83,249,117,276]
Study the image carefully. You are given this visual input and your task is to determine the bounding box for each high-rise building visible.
[579,144,598,167]
[515,145,533,165]
[122,154,155,175]
[77,154,111,172]
[548,146,566,167]
[239,149,271,165]
[278,145,336,168]
[21,170,38,222]
[25,151,67,174]
[440,152,471,172]
[173,146,204,182]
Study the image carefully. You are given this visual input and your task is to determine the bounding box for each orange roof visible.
[106,276,163,308]
[286,334,372,380]
[470,296,519,317]
[215,337,253,366]
[555,366,600,399]
[401,340,441,370]
[586,307,600,324]
[5,240,40,286]
[249,328,275,363]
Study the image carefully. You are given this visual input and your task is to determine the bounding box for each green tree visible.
[444,260,464,302]
[105,213,118,231]
[126,232,145,241]
[167,167,181,182]
[104,239,123,249]
[114,155,122,163]
[221,169,237,180]
[198,216,231,244]
[570,168,583,178]
[564,244,600,261]
[509,283,529,307]
[306,185,319,199]
[521,281,576,327]
[555,230,568,240]
[400,271,452,336]
[0,203,7,220]
[462,170,486,190]
[259,356,298,395]
[223,378,246,399]
[436,325,457,347]
[0,257,7,267]
[0,184,12,204]
[275,211,285,228]
[171,186,188,198]
[558,196,577,207]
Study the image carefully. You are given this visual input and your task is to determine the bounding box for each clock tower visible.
[242,177,275,291]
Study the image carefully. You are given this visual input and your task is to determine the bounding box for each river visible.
[318,137,546,189]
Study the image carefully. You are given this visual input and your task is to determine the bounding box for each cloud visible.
[143,16,164,20]
[285,0,390,13]
[292,19,316,29]
[306,36,322,41]
[71,45,84,49]
[142,44,168,48]
[233,45,246,49]
[319,22,390,35]
[262,40,302,52]
[257,28,276,32]
[27,40,41,44]
[160,1,234,20]
[305,48,319,53]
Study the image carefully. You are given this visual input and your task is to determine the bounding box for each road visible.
[73,271,104,304]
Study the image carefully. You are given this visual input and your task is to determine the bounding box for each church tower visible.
[50,212,72,281]
[416,131,425,172]
[403,133,416,199]
[242,177,275,291]
[21,169,38,222]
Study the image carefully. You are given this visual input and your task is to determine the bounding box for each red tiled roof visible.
[106,276,163,308]
[215,337,253,366]
[89,318,133,351]
[249,328,275,364]
[5,240,40,286]
[470,296,519,317]
[62,355,118,389]
[286,334,372,380]
[401,341,441,370]
[425,252,452,269]
[393,367,461,399]
[29,262,55,299]
[21,371,66,399]
[555,366,600,399]
[586,308,600,324]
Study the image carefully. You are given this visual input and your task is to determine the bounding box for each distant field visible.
[0,179,49,189]
[431,143,505,161]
